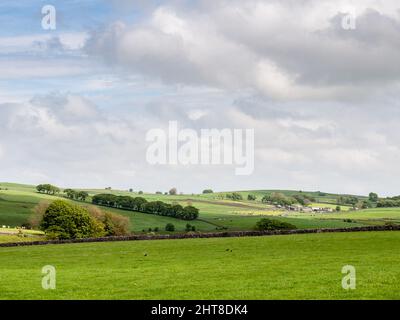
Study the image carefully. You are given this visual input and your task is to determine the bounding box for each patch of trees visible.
[202,189,214,194]
[374,193,400,207]
[293,194,315,205]
[247,194,257,201]
[92,194,199,220]
[377,199,400,208]
[336,196,359,206]
[64,189,89,201]
[31,200,130,240]
[255,218,297,231]
[226,192,243,201]
[36,184,60,195]
[261,192,315,206]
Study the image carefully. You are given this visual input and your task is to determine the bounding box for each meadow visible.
[0,183,398,236]
[0,183,399,300]
[0,231,399,299]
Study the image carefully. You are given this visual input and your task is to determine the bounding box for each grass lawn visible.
[0,231,399,300]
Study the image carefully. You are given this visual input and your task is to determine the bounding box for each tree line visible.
[92,194,199,220]
[36,184,60,195]
[261,193,316,206]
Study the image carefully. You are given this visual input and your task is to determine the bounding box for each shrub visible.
[247,194,257,201]
[40,200,105,239]
[165,223,175,232]
[255,218,297,231]
[87,206,130,236]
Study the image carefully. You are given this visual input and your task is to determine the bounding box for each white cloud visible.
[87,0,400,100]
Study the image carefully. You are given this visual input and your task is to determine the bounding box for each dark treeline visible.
[36,184,60,195]
[92,194,199,220]
[377,198,400,208]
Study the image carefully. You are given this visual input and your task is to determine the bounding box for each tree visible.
[226,192,243,201]
[77,191,89,201]
[369,192,379,202]
[202,189,214,194]
[165,223,175,232]
[336,205,341,212]
[64,189,77,199]
[169,188,177,195]
[36,184,60,195]
[40,200,104,239]
[262,193,295,206]
[247,194,256,201]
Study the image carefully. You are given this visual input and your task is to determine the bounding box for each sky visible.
[1,0,400,196]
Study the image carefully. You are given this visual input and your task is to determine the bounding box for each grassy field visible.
[0,231,399,299]
[0,183,399,236]
[0,183,372,233]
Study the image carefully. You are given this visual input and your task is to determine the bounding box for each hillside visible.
[0,182,399,236]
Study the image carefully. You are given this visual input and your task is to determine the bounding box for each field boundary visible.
[1,225,399,248]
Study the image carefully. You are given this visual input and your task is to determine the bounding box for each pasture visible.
[0,231,399,299]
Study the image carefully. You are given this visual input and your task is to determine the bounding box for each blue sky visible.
[1,0,400,196]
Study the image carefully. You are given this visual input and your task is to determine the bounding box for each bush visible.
[87,206,130,236]
[255,218,297,231]
[40,200,105,239]
[165,223,175,232]
[247,194,257,201]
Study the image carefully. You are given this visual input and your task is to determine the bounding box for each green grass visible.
[0,234,43,244]
[0,231,399,299]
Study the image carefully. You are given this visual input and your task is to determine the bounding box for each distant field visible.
[0,183,399,236]
[0,231,399,299]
